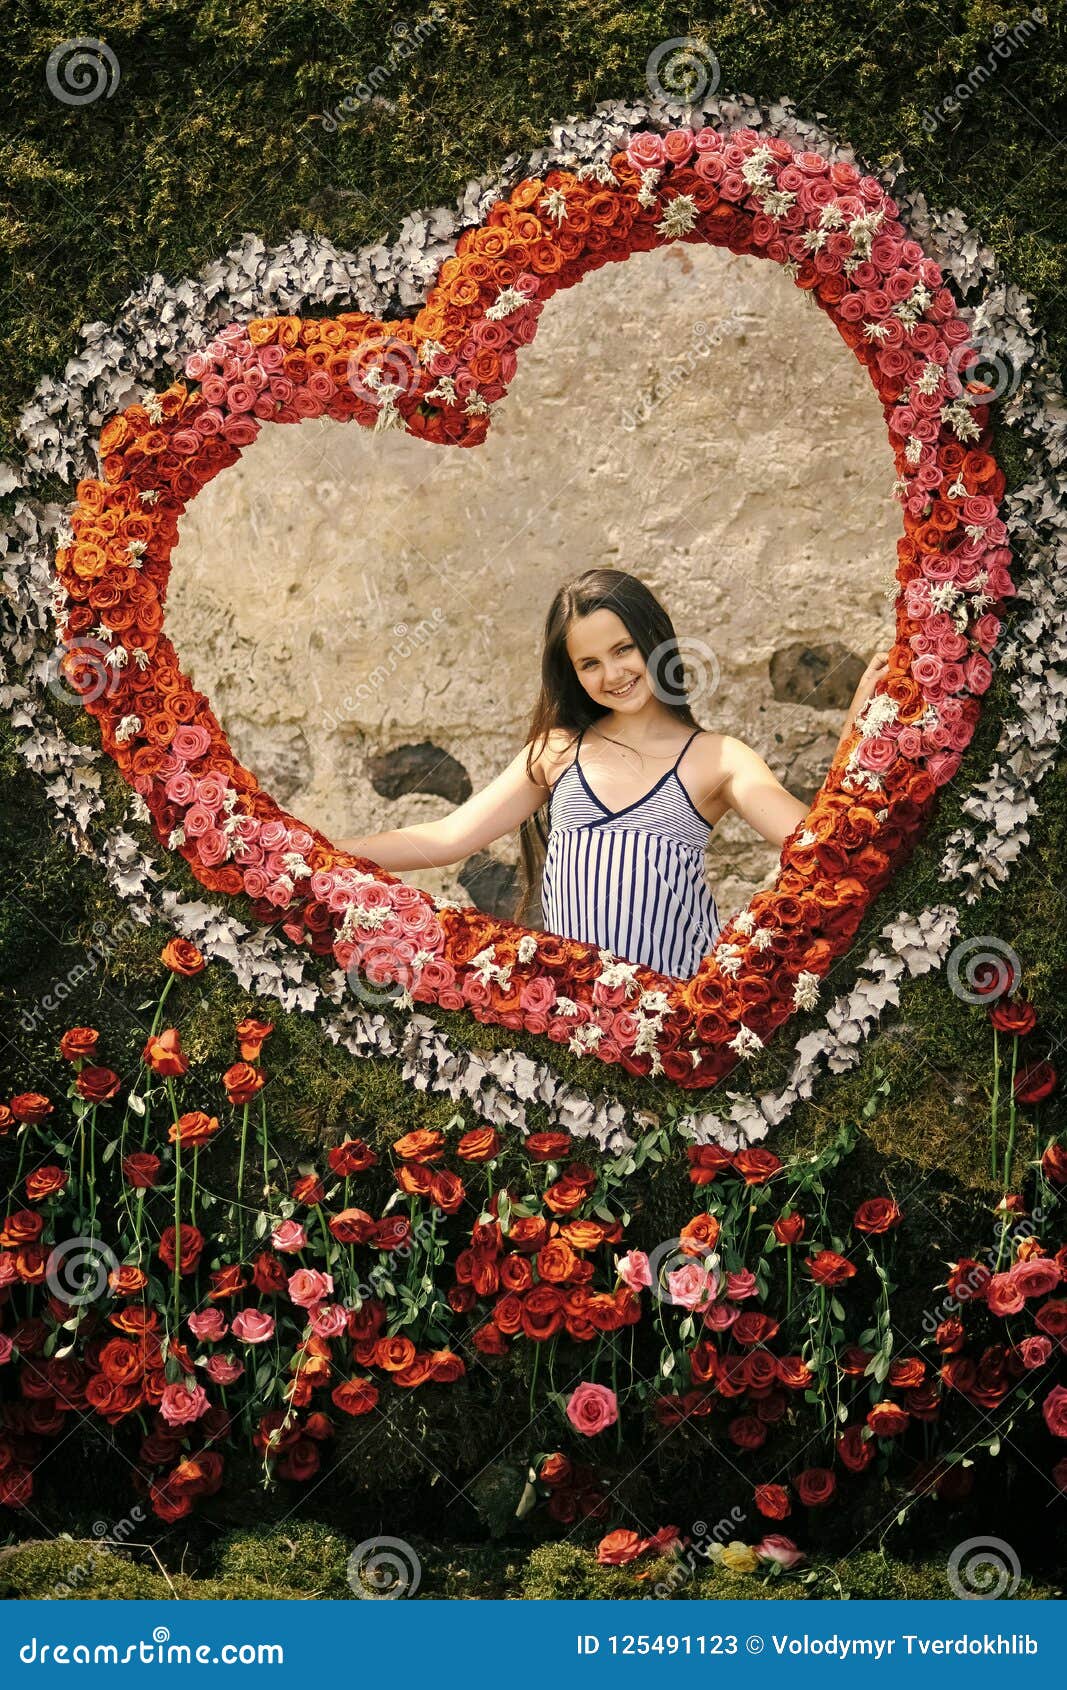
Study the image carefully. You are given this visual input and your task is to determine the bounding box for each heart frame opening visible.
[54,123,1012,1092]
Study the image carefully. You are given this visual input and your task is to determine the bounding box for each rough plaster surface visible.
[169,241,898,931]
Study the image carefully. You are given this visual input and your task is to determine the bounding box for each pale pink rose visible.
[662,128,695,165]
[565,1382,619,1436]
[187,1309,227,1343]
[627,131,665,170]
[855,734,898,773]
[164,772,197,805]
[204,1353,245,1386]
[611,1010,640,1049]
[198,829,228,867]
[309,1303,349,1339]
[182,803,214,838]
[287,1268,334,1309]
[897,726,924,759]
[926,751,961,786]
[241,867,270,899]
[667,1261,719,1313]
[231,1308,276,1344]
[171,725,212,761]
[591,980,627,1010]
[265,876,295,907]
[756,1534,805,1569]
[616,1251,652,1293]
[271,1219,307,1254]
[159,1381,210,1426]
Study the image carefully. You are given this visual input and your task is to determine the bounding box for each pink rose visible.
[159,1381,210,1426]
[667,1260,719,1313]
[204,1353,245,1386]
[309,1303,349,1339]
[1016,1336,1053,1371]
[725,1270,758,1301]
[187,1309,227,1343]
[271,1219,307,1254]
[616,1250,651,1293]
[702,1299,740,1331]
[566,1382,619,1436]
[288,1267,334,1309]
[1009,1257,1061,1300]
[985,1271,1026,1317]
[855,734,898,773]
[0,1333,12,1365]
[756,1534,805,1569]
[627,132,666,170]
[231,1308,276,1344]
[1042,1385,1067,1439]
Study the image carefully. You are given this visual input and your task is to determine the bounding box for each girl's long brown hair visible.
[515,568,701,922]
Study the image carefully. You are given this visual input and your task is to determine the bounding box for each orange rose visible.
[392,1129,445,1164]
[161,938,205,976]
[536,1239,580,1284]
[456,1124,500,1162]
[25,1166,68,1202]
[10,1093,53,1124]
[168,1111,220,1148]
[679,1213,720,1256]
[222,1062,265,1106]
[235,1017,274,1061]
[142,1029,188,1078]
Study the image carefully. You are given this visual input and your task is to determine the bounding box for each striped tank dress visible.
[541,727,721,979]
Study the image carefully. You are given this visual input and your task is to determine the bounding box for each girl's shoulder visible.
[527,726,582,790]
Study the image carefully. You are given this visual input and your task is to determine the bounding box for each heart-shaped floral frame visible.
[54,124,1012,1091]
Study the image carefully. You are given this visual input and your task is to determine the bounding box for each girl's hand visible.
[851,648,891,711]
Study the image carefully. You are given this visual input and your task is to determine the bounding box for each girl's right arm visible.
[335,741,557,871]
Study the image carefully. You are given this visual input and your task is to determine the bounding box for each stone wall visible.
[169,240,899,929]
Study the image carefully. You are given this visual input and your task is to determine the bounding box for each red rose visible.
[853,1198,902,1234]
[158,1223,204,1275]
[328,1208,376,1244]
[990,997,1036,1036]
[208,1264,248,1300]
[867,1400,910,1437]
[804,1250,856,1286]
[836,1425,875,1473]
[1040,1141,1067,1186]
[1016,1061,1056,1104]
[734,1147,782,1185]
[327,1138,376,1176]
[59,1027,99,1063]
[1035,1300,1067,1341]
[686,1144,734,1185]
[430,1171,466,1215]
[169,1111,220,1147]
[728,1415,767,1450]
[76,1066,121,1104]
[793,1467,836,1507]
[754,1483,790,1520]
[525,1131,573,1162]
[291,1175,326,1207]
[10,1093,53,1124]
[773,1213,805,1245]
[331,1377,378,1415]
[596,1529,646,1566]
[122,1151,161,1189]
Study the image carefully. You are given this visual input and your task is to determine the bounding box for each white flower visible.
[104,645,128,669]
[575,160,616,184]
[597,953,640,994]
[554,994,582,1018]
[129,793,151,823]
[758,188,796,219]
[636,166,661,208]
[426,376,457,405]
[463,393,491,416]
[751,925,780,951]
[914,361,944,395]
[715,942,744,979]
[941,398,982,443]
[143,394,164,423]
[485,285,529,321]
[729,1023,764,1059]
[862,320,891,342]
[130,646,150,668]
[517,934,538,964]
[539,187,568,225]
[655,195,699,240]
[795,827,818,848]
[904,434,925,464]
[946,474,968,499]
[126,539,147,564]
[568,1023,604,1055]
[417,337,446,365]
[282,852,312,879]
[471,944,512,987]
[733,909,756,935]
[114,714,141,743]
[138,487,159,505]
[167,825,185,848]
[792,970,821,1011]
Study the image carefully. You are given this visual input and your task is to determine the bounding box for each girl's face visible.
[565,608,650,713]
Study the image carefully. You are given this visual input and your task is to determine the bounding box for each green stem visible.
[990,1024,1000,1181]
[237,1102,250,1259]
[1002,1034,1020,1191]
[149,971,176,1040]
[190,1145,199,1228]
[172,1132,182,1332]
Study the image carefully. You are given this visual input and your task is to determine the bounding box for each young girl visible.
[338,569,889,980]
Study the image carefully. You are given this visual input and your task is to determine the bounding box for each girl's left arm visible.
[715,738,810,849]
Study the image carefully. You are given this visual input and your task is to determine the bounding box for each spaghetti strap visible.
[672,728,702,769]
